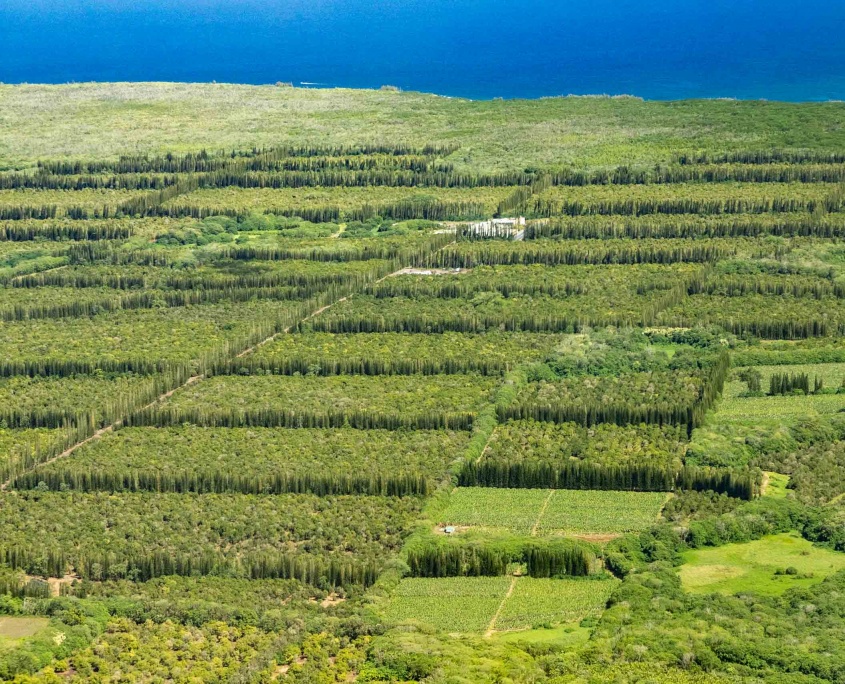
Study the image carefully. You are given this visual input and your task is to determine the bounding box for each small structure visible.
[467,216,526,240]
[443,526,456,535]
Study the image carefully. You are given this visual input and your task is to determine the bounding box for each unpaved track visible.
[485,576,518,637]
[530,490,555,537]
[2,265,410,489]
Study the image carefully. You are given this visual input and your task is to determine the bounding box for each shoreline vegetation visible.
[1,83,844,174]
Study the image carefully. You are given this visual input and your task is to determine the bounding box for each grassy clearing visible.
[726,362,845,399]
[440,488,668,536]
[492,624,592,648]
[679,532,845,596]
[763,471,790,498]
[383,577,510,633]
[0,617,49,649]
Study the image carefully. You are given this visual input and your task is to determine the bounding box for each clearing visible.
[679,532,845,596]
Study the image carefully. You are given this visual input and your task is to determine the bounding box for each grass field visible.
[440,488,668,536]
[0,617,49,650]
[679,533,845,596]
[763,472,790,498]
[726,363,845,399]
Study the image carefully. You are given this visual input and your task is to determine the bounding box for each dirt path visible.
[0,277,385,489]
[9,264,68,283]
[485,576,518,638]
[0,374,204,490]
[530,490,555,537]
[236,267,404,359]
[1,241,452,490]
[474,427,499,465]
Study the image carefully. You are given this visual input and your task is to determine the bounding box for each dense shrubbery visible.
[0,492,420,584]
[16,426,467,495]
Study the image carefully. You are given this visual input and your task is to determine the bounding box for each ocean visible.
[1,0,844,101]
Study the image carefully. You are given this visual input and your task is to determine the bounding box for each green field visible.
[440,488,668,536]
[495,577,618,631]
[383,577,510,632]
[0,617,49,650]
[679,533,845,596]
[3,84,844,171]
[383,576,616,633]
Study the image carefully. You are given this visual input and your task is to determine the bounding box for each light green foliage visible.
[14,618,279,683]
[441,488,668,535]
[679,533,845,596]
[383,577,510,632]
[164,373,499,416]
[441,488,546,533]
[0,374,162,423]
[512,371,702,409]
[0,429,65,468]
[495,576,618,630]
[484,420,686,470]
[535,180,836,209]
[165,185,511,214]
[536,490,669,535]
[763,471,790,498]
[3,85,845,682]
[0,301,303,366]
[0,189,155,213]
[250,331,562,373]
[727,363,845,397]
[0,617,49,650]
[3,84,845,171]
[688,362,845,468]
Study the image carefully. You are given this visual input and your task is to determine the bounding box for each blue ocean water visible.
[1,0,844,101]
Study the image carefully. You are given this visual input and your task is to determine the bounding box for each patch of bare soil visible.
[433,524,471,535]
[392,267,468,276]
[570,533,622,544]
